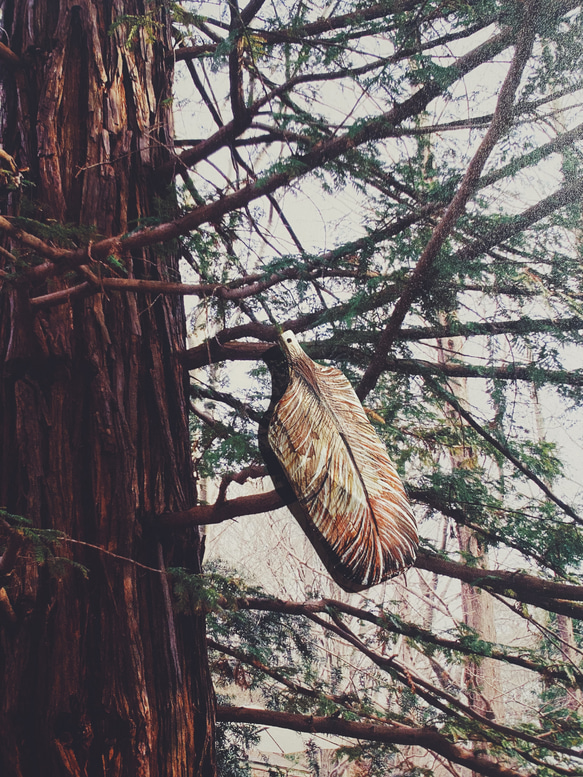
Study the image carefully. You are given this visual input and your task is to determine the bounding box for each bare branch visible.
[216,705,549,777]
[411,357,583,386]
[215,464,266,504]
[29,277,221,308]
[159,487,282,528]
[173,43,216,60]
[479,120,583,190]
[207,637,360,711]
[225,593,582,685]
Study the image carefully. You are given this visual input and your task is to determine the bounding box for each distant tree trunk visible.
[530,361,583,713]
[436,328,505,753]
[556,614,583,712]
[0,2,216,776]
[455,526,505,722]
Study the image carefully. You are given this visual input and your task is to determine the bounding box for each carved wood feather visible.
[263,331,418,592]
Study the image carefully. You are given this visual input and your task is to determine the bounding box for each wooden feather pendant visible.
[263,330,418,592]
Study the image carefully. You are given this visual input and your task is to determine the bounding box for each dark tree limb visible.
[158,485,583,614]
[216,705,550,777]
[238,0,268,26]
[215,592,581,685]
[228,0,247,130]
[160,488,282,528]
[415,551,583,619]
[398,316,583,343]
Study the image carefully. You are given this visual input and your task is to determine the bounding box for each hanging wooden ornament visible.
[261,330,418,592]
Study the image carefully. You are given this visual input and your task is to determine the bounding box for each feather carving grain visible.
[267,331,418,591]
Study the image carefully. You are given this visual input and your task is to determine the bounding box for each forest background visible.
[1,1,583,776]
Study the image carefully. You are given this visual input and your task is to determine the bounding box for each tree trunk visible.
[456,526,505,723]
[436,327,504,777]
[0,2,216,775]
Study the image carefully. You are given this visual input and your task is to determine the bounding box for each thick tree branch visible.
[228,0,247,129]
[173,43,215,60]
[382,356,583,389]
[117,164,583,276]
[160,488,282,528]
[216,705,544,777]
[415,550,583,618]
[0,216,80,264]
[184,340,270,369]
[29,278,221,308]
[159,486,583,614]
[216,1,423,45]
[239,0,268,25]
[399,316,583,343]
[183,309,583,377]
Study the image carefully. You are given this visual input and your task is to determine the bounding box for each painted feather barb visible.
[266,331,418,592]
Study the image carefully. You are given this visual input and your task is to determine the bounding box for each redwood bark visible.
[0,2,215,775]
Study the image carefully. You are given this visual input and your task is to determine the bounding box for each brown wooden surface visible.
[0,2,215,775]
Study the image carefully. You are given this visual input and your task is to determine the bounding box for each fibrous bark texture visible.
[0,2,216,775]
